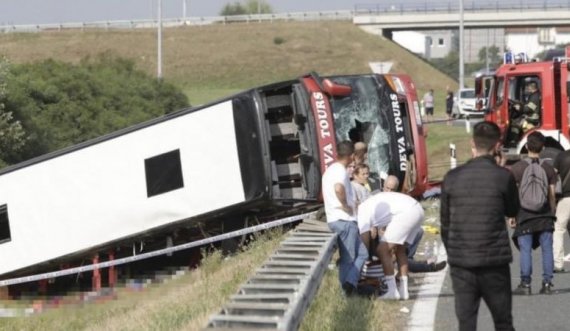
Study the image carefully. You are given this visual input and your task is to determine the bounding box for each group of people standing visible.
[322,140,444,300]
[422,86,455,125]
[442,121,570,331]
[322,121,570,329]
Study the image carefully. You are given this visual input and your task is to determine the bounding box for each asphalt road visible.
[433,230,570,330]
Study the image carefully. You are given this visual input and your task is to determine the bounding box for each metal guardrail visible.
[0,212,317,287]
[205,218,336,331]
[0,11,353,34]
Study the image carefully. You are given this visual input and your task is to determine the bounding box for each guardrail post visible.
[38,279,48,295]
[92,254,101,292]
[465,116,471,133]
[0,286,9,300]
[108,250,116,288]
[450,143,457,169]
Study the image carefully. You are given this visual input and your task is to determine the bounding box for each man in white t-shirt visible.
[323,141,369,297]
[357,176,424,300]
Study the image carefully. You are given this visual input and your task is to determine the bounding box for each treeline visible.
[0,54,189,168]
[220,0,273,16]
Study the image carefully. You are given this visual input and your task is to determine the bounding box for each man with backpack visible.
[510,131,557,295]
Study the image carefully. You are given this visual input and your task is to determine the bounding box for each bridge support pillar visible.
[382,29,393,40]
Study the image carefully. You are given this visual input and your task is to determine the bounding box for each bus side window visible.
[496,78,505,106]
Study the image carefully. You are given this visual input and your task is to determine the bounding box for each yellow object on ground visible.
[422,224,440,234]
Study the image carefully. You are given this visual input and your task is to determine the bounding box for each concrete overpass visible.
[354,2,570,39]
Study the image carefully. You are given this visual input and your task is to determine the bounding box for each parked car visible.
[452,88,484,118]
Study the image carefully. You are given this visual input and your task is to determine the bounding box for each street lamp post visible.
[158,0,163,80]
[459,0,464,88]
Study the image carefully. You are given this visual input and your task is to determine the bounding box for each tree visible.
[478,45,501,65]
[431,51,460,80]
[2,54,189,165]
[245,0,273,14]
[220,2,248,15]
[220,0,273,15]
[0,57,27,168]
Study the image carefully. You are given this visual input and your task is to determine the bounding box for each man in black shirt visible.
[510,132,556,295]
[441,121,519,331]
[553,149,570,272]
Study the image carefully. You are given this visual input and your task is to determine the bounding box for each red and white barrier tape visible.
[0,211,318,287]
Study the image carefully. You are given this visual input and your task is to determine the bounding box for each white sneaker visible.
[378,276,400,300]
[378,289,400,300]
[398,276,409,300]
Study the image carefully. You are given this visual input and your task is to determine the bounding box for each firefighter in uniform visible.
[508,81,541,144]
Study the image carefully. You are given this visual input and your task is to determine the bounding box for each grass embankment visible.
[425,121,473,181]
[301,269,405,331]
[0,231,284,331]
[0,21,456,106]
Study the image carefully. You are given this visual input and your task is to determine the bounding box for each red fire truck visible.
[475,49,570,161]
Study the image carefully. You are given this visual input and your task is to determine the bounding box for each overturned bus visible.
[0,72,428,291]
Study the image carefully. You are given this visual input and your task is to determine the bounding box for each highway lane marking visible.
[408,242,448,331]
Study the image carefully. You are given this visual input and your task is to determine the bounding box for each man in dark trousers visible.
[441,121,519,331]
[446,86,454,125]
[510,131,556,294]
[553,148,570,272]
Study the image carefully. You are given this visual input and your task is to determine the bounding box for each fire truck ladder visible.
[205,217,336,331]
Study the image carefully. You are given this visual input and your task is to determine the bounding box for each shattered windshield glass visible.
[328,76,393,180]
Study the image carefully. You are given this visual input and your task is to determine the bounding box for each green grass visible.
[425,121,473,180]
[0,230,285,331]
[301,266,404,331]
[183,87,241,106]
[0,22,457,105]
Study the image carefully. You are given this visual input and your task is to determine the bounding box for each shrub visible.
[273,36,285,45]
[2,54,190,165]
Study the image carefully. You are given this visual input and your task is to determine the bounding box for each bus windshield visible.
[327,75,394,181]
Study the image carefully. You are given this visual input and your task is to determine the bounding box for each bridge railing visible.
[0,10,354,34]
[354,0,570,15]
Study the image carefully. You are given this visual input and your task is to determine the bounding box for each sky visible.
[0,0,369,25]
[0,0,549,26]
